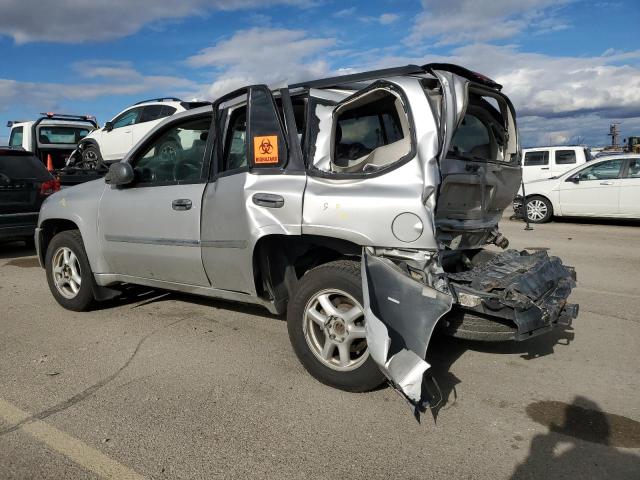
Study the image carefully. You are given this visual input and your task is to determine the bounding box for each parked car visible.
[0,148,60,245]
[514,154,640,223]
[35,64,577,413]
[7,113,98,170]
[521,146,592,183]
[74,97,210,167]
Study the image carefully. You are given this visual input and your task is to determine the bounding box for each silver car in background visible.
[35,64,578,415]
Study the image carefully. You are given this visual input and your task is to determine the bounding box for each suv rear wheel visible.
[287,260,384,392]
[45,230,95,311]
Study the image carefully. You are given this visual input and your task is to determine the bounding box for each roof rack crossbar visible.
[38,113,96,121]
[289,65,426,90]
[134,97,182,105]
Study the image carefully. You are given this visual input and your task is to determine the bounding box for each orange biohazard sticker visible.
[253,135,279,164]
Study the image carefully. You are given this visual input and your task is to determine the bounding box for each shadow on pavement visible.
[426,319,575,419]
[510,396,640,479]
[509,216,640,228]
[0,240,36,260]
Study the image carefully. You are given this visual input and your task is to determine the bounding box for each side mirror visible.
[567,176,580,183]
[104,121,114,132]
[105,162,134,186]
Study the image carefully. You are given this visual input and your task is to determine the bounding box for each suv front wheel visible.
[287,259,384,392]
[45,230,96,311]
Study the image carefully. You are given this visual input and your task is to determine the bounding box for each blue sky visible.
[0,0,639,147]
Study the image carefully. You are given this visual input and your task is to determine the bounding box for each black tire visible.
[81,145,102,169]
[287,260,385,392]
[439,308,517,342]
[525,195,553,223]
[45,230,95,311]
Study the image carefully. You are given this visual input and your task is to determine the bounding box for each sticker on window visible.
[253,135,279,164]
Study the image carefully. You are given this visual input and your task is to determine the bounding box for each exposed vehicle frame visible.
[36,64,578,415]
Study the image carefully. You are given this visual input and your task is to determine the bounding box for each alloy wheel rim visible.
[527,200,548,221]
[303,289,369,372]
[52,247,82,299]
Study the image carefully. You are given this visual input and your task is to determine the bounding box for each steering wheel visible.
[172,158,200,181]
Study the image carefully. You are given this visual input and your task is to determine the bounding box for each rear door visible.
[559,159,624,216]
[201,85,305,294]
[619,158,640,217]
[522,150,550,182]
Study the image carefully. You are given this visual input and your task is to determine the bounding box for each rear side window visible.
[555,150,576,165]
[524,151,549,166]
[450,114,490,156]
[9,127,23,147]
[331,88,410,173]
[160,106,177,118]
[625,159,640,178]
[139,105,164,123]
[0,154,51,180]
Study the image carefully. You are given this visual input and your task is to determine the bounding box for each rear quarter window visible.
[9,127,23,147]
[555,150,577,165]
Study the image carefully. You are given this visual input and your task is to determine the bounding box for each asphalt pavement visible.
[1,216,639,479]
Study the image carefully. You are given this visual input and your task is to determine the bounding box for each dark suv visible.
[0,148,59,245]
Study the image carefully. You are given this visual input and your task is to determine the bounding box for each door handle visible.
[252,193,284,208]
[172,199,192,211]
[599,181,614,185]
[541,167,550,170]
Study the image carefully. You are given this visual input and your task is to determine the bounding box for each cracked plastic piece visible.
[362,249,452,413]
[447,249,578,339]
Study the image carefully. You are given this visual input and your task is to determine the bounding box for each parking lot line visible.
[0,397,146,480]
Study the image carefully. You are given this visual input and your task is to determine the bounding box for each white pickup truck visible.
[521,146,593,183]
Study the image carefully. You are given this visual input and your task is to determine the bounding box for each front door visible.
[98,114,213,285]
[559,159,624,216]
[101,107,142,161]
[200,86,306,295]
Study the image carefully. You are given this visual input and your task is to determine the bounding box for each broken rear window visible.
[330,88,411,174]
[450,91,515,163]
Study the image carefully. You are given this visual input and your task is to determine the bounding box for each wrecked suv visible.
[36,64,578,412]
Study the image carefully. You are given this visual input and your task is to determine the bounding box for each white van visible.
[522,146,592,183]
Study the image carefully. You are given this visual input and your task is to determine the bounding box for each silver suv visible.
[35,64,578,413]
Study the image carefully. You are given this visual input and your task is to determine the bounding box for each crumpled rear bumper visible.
[446,249,578,340]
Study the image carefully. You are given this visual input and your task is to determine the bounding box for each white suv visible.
[76,98,208,166]
[521,146,593,183]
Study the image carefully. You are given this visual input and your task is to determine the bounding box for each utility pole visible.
[608,123,621,149]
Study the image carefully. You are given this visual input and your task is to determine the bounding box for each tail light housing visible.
[40,178,60,196]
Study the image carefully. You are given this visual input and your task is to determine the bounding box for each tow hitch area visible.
[446,249,578,340]
[362,249,453,418]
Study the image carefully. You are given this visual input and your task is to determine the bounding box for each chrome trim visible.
[0,212,38,218]
[104,234,200,247]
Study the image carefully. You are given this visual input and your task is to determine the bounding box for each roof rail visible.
[289,65,426,89]
[134,97,182,105]
[39,113,97,121]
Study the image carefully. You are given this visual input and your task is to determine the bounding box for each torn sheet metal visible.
[362,249,452,412]
[447,249,578,338]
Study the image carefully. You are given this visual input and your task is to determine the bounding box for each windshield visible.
[37,126,92,145]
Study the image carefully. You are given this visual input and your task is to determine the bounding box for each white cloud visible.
[409,0,572,45]
[0,0,311,43]
[379,13,400,25]
[0,64,199,114]
[187,28,336,98]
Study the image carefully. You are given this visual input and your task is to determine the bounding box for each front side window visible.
[9,127,23,147]
[574,159,623,181]
[112,108,142,129]
[555,150,576,165]
[625,159,640,178]
[524,151,549,166]
[131,117,211,185]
